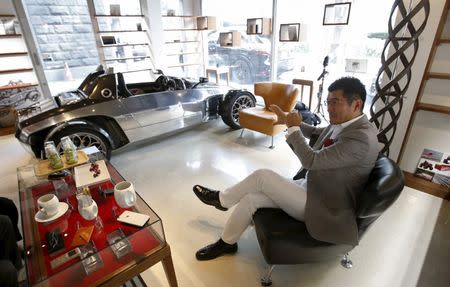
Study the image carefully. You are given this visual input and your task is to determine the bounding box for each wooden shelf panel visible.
[163,29,199,31]
[416,103,450,115]
[166,52,200,56]
[98,30,147,33]
[0,83,38,91]
[404,171,449,200]
[427,72,450,80]
[162,15,197,18]
[438,38,450,44]
[164,40,199,44]
[95,15,143,17]
[104,56,150,62]
[101,43,148,48]
[0,34,22,38]
[167,63,200,68]
[0,52,28,57]
[0,68,33,75]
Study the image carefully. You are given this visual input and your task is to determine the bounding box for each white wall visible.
[386,0,448,169]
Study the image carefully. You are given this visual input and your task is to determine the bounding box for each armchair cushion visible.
[239,82,299,137]
[253,208,353,265]
[239,107,286,136]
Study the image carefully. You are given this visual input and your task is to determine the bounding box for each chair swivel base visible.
[340,253,353,269]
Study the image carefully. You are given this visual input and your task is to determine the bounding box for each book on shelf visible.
[414,148,450,188]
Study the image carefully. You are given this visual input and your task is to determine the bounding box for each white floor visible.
[1,120,449,287]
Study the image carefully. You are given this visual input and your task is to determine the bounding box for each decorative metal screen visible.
[369,0,430,156]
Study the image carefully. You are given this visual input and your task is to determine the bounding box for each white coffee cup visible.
[38,194,60,217]
[114,181,137,208]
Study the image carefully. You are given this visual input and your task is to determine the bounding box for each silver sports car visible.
[15,66,256,158]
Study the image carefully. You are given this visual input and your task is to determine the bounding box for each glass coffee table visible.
[17,159,178,287]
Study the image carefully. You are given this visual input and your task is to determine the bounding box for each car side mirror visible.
[199,77,208,83]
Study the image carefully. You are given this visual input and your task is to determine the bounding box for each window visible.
[203,0,272,91]
[275,0,392,115]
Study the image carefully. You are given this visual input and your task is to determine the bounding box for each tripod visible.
[314,56,329,123]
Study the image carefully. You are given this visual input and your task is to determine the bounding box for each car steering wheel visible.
[166,79,177,91]
[155,75,169,90]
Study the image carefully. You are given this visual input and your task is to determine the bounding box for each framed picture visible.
[279,23,300,42]
[323,2,352,25]
[345,59,368,73]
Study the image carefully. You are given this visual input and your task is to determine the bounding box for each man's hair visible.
[328,77,366,111]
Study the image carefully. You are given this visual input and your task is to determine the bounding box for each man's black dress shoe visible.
[196,238,238,261]
[193,185,228,211]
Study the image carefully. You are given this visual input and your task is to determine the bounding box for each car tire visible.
[50,125,112,159]
[233,58,253,84]
[221,91,256,129]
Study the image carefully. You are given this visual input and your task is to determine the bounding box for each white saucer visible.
[34,202,69,223]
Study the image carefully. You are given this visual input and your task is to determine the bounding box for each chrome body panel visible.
[16,81,229,150]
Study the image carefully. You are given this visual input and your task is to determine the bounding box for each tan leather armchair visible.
[239,82,299,148]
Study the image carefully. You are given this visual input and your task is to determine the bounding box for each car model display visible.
[15,66,256,159]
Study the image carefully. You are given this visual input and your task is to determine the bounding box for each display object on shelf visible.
[197,16,216,30]
[109,4,121,16]
[107,229,132,259]
[414,148,450,187]
[247,18,271,35]
[219,31,241,47]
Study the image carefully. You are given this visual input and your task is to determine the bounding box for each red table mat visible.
[27,176,162,286]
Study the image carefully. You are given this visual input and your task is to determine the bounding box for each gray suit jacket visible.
[286,115,380,246]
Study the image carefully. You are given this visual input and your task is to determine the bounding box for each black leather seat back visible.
[117,72,133,98]
[356,156,405,236]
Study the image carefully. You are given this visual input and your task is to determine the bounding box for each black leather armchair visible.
[252,156,405,286]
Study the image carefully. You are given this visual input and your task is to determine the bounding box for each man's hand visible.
[269,104,287,125]
[269,104,302,127]
[286,110,302,127]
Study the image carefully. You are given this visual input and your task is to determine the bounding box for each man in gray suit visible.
[193,77,380,260]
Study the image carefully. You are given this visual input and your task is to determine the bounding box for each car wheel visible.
[51,126,112,159]
[233,58,253,84]
[221,91,256,129]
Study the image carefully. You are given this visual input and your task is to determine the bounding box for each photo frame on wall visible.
[323,2,352,25]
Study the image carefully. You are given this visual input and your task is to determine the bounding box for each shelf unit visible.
[0,12,41,134]
[398,1,450,199]
[161,15,215,78]
[87,0,155,77]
